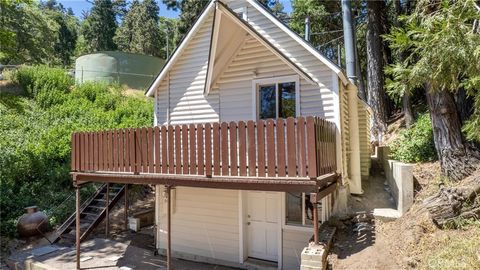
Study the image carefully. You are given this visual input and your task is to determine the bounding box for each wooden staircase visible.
[51,184,126,244]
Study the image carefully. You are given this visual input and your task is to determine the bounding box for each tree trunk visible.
[367,0,387,142]
[425,85,480,180]
[403,93,414,127]
[424,175,480,228]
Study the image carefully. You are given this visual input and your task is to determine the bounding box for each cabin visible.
[69,0,371,269]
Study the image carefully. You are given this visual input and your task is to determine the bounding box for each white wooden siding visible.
[155,10,219,125]
[156,186,240,263]
[282,229,311,269]
[216,36,335,123]
[358,100,371,178]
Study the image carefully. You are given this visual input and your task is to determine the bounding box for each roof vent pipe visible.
[304,16,311,42]
[341,0,357,85]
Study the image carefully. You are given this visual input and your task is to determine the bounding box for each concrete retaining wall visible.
[377,146,414,215]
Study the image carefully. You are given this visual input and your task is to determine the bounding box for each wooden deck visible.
[71,116,337,191]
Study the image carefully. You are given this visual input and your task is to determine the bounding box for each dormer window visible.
[233,6,247,20]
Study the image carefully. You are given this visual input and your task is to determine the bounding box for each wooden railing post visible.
[306,116,318,179]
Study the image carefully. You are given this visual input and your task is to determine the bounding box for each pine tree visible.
[81,0,117,53]
[115,0,163,57]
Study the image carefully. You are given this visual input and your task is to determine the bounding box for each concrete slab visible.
[8,238,238,270]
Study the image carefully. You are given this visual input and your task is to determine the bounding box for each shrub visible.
[15,65,73,98]
[389,113,437,163]
[0,70,152,236]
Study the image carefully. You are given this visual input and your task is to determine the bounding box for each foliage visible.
[81,0,117,53]
[162,0,208,40]
[115,0,163,57]
[15,65,73,99]
[40,0,79,67]
[0,0,58,64]
[385,0,480,97]
[389,113,437,163]
[0,66,153,236]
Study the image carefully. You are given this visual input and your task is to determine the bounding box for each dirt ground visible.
[329,162,480,270]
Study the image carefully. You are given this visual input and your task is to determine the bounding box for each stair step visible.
[87,205,105,210]
[82,211,99,216]
[61,233,76,240]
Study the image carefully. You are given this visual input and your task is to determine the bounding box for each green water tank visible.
[75,51,164,90]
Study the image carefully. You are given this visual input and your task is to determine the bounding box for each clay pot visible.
[17,206,49,237]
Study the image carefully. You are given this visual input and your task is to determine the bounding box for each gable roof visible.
[145,0,350,97]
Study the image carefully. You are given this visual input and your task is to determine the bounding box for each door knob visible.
[247,222,251,225]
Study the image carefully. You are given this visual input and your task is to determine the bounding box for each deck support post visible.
[75,185,81,270]
[310,192,319,245]
[166,185,172,270]
[124,184,128,231]
[106,183,110,237]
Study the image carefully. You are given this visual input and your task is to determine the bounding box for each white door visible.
[246,191,280,262]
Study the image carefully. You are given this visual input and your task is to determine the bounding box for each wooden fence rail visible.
[71,116,336,179]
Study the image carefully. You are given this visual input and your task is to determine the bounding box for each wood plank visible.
[135,128,142,173]
[286,117,296,177]
[297,117,307,177]
[85,132,90,171]
[306,116,318,179]
[76,132,81,171]
[189,124,196,175]
[107,131,113,171]
[238,121,247,176]
[93,132,99,171]
[266,119,276,177]
[182,124,189,174]
[168,126,175,174]
[229,122,238,176]
[247,121,256,177]
[71,133,76,171]
[104,131,109,171]
[113,130,119,172]
[142,127,148,173]
[197,124,204,175]
[123,129,129,172]
[205,123,212,176]
[213,122,220,175]
[161,126,168,174]
[175,125,181,174]
[129,129,135,173]
[257,120,265,177]
[147,127,154,173]
[80,132,85,171]
[155,127,161,173]
[276,118,286,177]
[221,122,229,176]
[118,129,124,172]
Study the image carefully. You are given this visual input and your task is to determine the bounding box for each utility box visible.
[128,209,155,232]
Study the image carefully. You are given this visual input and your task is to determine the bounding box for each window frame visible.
[252,75,300,121]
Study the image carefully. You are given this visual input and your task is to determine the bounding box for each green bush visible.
[389,113,437,163]
[15,65,73,98]
[0,66,152,236]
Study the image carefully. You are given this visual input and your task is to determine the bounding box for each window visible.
[256,78,297,120]
[286,193,317,226]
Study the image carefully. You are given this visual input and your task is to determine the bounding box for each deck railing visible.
[71,116,336,179]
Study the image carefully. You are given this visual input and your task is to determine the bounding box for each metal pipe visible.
[76,186,81,270]
[124,184,128,231]
[106,183,110,237]
[341,0,357,84]
[304,16,311,42]
[310,193,319,245]
[166,185,172,270]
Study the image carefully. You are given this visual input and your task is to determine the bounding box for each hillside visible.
[0,66,153,239]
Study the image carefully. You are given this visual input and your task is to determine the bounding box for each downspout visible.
[342,0,363,194]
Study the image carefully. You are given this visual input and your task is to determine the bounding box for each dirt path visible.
[328,174,402,269]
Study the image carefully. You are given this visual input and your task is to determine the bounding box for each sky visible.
[57,0,293,19]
